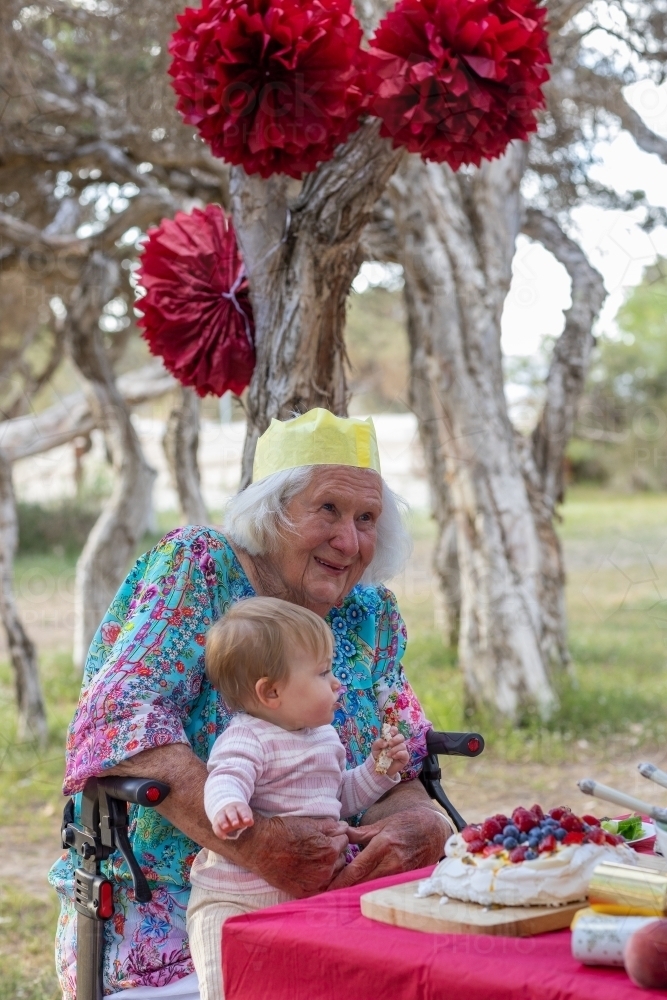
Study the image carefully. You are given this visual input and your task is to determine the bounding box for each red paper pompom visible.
[169,0,366,179]
[136,204,255,398]
[367,0,550,169]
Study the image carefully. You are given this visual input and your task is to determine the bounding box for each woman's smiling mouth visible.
[314,556,349,574]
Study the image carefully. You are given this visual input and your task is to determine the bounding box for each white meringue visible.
[416,838,639,908]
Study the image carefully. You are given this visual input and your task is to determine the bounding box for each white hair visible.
[223,466,412,585]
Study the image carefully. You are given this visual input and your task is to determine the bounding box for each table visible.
[222,865,657,1000]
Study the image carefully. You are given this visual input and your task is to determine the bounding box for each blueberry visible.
[554,828,567,841]
[503,824,519,839]
[528,836,540,849]
[525,849,538,860]
[493,834,504,845]
[503,836,518,850]
[528,826,542,838]
[519,832,529,844]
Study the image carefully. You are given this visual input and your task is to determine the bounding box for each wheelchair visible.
[61,728,484,1000]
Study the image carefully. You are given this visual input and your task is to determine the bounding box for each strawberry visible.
[467,838,486,854]
[582,815,600,826]
[549,807,568,820]
[538,833,557,853]
[587,826,606,845]
[462,825,481,843]
[509,846,528,864]
[560,813,583,833]
[530,803,545,821]
[480,818,502,841]
[493,814,509,828]
[482,843,504,857]
[513,809,539,833]
[563,831,585,845]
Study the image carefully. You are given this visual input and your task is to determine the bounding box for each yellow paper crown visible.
[252,408,381,483]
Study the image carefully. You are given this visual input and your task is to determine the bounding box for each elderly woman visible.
[50,408,449,998]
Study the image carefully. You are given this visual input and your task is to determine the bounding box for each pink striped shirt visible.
[190,713,399,893]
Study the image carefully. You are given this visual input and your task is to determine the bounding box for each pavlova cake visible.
[417,804,639,908]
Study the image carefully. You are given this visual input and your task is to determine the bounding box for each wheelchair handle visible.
[426,730,484,757]
[98,776,171,807]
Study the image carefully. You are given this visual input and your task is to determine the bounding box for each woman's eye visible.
[322,503,336,512]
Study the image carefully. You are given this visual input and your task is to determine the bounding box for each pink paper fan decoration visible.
[136,204,255,397]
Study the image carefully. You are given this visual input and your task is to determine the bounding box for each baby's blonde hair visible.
[205,596,334,711]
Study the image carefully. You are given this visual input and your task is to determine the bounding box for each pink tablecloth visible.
[222,866,655,1000]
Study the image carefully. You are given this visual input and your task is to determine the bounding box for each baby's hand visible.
[371,726,409,777]
[212,801,254,839]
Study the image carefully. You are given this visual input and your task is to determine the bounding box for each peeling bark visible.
[163,385,208,525]
[68,252,157,668]
[0,449,47,743]
[392,153,607,720]
[231,124,404,485]
[391,149,558,720]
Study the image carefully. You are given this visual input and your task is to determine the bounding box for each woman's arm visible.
[328,779,451,889]
[108,743,350,898]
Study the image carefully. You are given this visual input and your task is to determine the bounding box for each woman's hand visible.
[240,814,350,897]
[328,780,450,891]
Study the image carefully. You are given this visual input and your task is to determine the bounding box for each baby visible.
[186,596,409,1000]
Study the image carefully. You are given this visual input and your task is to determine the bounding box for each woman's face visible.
[265,466,383,616]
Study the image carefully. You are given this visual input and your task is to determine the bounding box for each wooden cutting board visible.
[360,879,585,937]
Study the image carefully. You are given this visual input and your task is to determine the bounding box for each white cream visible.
[416,838,639,908]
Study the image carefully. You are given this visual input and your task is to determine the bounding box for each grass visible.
[3,488,667,992]
[0,884,61,1000]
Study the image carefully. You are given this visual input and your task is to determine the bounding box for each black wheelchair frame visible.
[61,728,483,1000]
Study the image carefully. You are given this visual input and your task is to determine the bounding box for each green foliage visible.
[346,287,410,413]
[575,258,667,489]
[17,499,101,556]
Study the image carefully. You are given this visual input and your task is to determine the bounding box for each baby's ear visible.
[254,676,280,707]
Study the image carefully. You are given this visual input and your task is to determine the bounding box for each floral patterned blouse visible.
[48,527,430,997]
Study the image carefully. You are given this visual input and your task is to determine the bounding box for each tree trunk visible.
[68,252,157,668]
[230,122,404,485]
[391,148,559,720]
[163,385,208,525]
[391,149,607,721]
[0,449,48,743]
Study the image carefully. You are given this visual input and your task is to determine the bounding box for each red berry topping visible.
[509,846,528,864]
[549,807,568,820]
[480,818,502,841]
[513,809,539,833]
[582,815,600,826]
[461,825,481,843]
[538,833,557,853]
[563,831,585,845]
[493,814,509,828]
[482,843,504,857]
[587,826,606,845]
[530,803,545,821]
[467,838,486,854]
[560,813,583,832]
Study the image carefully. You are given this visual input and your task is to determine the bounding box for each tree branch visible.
[0,362,176,462]
[523,208,607,509]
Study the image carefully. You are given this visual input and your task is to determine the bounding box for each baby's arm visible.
[339,727,408,818]
[205,726,263,840]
